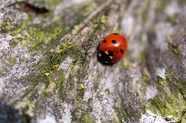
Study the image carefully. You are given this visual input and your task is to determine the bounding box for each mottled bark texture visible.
[0,0,186,123]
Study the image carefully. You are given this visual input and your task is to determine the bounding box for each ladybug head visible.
[97,49,113,65]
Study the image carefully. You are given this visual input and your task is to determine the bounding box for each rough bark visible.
[0,0,186,123]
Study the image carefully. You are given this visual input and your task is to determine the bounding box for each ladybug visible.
[97,33,127,65]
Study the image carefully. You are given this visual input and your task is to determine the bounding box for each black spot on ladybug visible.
[112,33,118,35]
[112,40,117,44]
[103,40,107,43]
[120,48,124,53]
[108,50,114,56]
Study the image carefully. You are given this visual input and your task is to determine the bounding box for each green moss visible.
[0,21,13,33]
[93,23,99,28]
[155,0,170,13]
[0,71,3,77]
[81,112,92,123]
[141,0,151,25]
[177,0,186,7]
[165,69,172,80]
[182,112,186,123]
[1,58,15,72]
[100,15,107,24]
[31,43,82,102]
[148,88,185,122]
[11,21,27,36]
[71,108,84,122]
[93,80,99,91]
[155,78,168,90]
[21,114,32,123]
[138,50,146,66]
[92,14,108,33]
[113,104,124,123]
[145,65,186,122]
[26,25,62,50]
[77,87,85,100]
[121,54,130,69]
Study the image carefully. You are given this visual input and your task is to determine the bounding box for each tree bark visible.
[0,0,186,123]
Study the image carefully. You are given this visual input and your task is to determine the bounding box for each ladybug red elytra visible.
[97,33,127,65]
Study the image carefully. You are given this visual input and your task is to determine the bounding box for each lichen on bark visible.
[0,0,186,123]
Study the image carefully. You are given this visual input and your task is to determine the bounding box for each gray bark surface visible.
[0,0,186,123]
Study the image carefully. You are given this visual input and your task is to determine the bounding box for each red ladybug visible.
[97,33,127,65]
